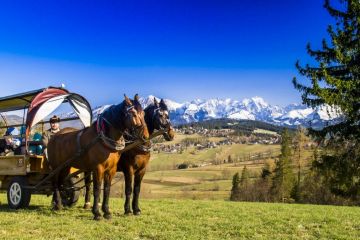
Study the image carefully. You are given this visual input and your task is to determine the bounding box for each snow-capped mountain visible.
[88,95,342,128]
[133,95,341,128]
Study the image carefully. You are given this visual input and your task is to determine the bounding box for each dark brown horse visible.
[48,95,146,220]
[119,96,174,215]
[82,94,150,210]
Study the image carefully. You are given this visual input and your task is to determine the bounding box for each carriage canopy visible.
[0,86,92,140]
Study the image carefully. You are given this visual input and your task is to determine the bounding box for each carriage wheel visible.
[61,177,81,207]
[7,176,31,209]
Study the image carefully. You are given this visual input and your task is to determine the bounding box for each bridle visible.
[123,106,151,152]
[152,107,171,131]
[94,105,142,152]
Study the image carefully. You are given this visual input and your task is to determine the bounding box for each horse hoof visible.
[133,211,141,216]
[124,211,132,216]
[103,213,112,220]
[83,203,91,210]
[93,215,102,221]
[52,205,63,211]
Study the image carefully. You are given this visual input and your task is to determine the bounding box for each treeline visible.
[230,128,360,205]
[178,118,292,135]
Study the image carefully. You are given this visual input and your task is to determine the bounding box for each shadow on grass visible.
[0,202,128,221]
[0,204,43,212]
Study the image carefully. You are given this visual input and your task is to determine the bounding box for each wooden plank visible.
[28,155,51,174]
[0,155,27,176]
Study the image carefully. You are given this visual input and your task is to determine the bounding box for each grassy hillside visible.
[136,132,315,200]
[110,142,282,200]
[0,195,359,240]
[149,142,281,171]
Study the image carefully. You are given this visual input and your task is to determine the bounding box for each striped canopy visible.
[0,87,92,147]
[25,87,92,140]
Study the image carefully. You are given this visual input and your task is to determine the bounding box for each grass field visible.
[0,194,359,240]
[0,134,327,239]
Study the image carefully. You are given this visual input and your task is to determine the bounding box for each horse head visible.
[145,97,175,141]
[129,94,150,141]
[120,94,149,140]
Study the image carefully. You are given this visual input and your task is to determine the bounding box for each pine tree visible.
[271,129,295,202]
[293,0,360,199]
[228,155,233,163]
[230,172,240,201]
[292,127,310,201]
[293,0,360,138]
[261,162,272,180]
[240,166,250,187]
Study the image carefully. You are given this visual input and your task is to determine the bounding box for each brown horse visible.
[47,95,146,220]
[82,94,150,210]
[118,97,174,215]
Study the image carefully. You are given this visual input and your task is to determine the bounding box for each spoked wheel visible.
[7,176,31,209]
[60,177,81,207]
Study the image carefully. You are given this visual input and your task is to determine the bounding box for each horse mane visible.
[144,104,156,134]
[101,100,127,130]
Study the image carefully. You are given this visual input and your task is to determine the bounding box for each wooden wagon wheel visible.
[7,176,31,209]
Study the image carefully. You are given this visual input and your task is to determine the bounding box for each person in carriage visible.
[0,127,21,156]
[42,115,61,159]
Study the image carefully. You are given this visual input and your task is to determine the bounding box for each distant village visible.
[152,126,281,154]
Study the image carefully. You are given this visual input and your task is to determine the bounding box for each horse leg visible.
[92,168,103,220]
[52,172,63,211]
[132,170,145,215]
[102,168,116,220]
[124,168,133,215]
[83,171,92,209]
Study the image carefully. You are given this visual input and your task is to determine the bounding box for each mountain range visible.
[93,95,342,128]
[2,96,341,129]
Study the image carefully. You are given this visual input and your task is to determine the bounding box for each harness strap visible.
[102,116,114,129]
[76,130,84,156]
[96,115,126,152]
[136,144,152,152]
[99,131,126,151]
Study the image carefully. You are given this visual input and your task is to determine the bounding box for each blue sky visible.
[0,0,335,107]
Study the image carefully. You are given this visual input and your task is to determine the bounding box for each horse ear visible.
[134,94,140,102]
[154,97,159,107]
[160,99,167,109]
[124,94,132,105]
[133,94,143,111]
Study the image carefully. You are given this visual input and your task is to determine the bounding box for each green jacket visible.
[42,128,60,147]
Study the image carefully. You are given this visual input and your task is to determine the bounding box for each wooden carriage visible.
[0,86,92,209]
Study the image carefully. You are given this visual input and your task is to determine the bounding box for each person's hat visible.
[50,115,60,123]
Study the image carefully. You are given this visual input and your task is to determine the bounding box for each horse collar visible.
[96,115,126,152]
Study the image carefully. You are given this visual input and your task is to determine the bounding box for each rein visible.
[123,129,152,152]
